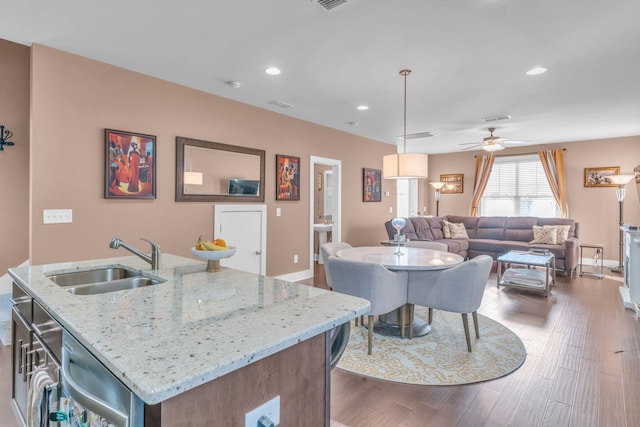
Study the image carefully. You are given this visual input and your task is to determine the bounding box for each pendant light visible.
[383,69,429,179]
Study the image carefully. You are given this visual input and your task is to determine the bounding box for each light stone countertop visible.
[8,254,370,404]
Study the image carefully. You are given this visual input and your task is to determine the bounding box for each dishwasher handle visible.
[61,346,129,427]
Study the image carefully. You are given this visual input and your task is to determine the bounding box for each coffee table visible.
[497,250,556,297]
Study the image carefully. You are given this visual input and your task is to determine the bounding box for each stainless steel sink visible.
[47,267,165,295]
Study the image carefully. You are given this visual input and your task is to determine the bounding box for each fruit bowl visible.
[191,246,236,272]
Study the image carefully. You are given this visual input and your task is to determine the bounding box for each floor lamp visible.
[429,182,446,217]
[608,174,635,273]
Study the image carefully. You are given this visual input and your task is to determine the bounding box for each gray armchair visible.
[325,255,408,355]
[320,242,352,290]
[407,255,493,351]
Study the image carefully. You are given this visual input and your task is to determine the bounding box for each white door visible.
[214,204,266,275]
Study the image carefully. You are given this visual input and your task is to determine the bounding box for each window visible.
[480,154,559,217]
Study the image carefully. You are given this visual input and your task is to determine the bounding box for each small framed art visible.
[440,173,463,194]
[363,168,382,202]
[584,166,620,187]
[105,129,156,199]
[276,154,300,200]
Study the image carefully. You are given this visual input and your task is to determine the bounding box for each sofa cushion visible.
[427,217,445,240]
[447,222,469,239]
[409,217,436,240]
[504,217,537,242]
[436,239,469,255]
[476,216,507,240]
[531,225,558,244]
[555,225,571,244]
[446,215,479,238]
[537,218,577,239]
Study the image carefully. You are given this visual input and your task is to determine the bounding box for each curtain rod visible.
[474,148,566,158]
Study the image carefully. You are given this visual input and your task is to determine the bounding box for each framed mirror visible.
[176,136,266,202]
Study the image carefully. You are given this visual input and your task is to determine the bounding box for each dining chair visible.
[325,255,408,355]
[320,242,353,290]
[407,255,493,351]
[404,241,448,251]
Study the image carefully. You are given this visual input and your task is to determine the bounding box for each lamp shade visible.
[383,153,428,179]
[608,174,635,186]
[184,171,203,185]
[429,181,446,190]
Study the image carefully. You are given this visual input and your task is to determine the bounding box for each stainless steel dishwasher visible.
[11,282,144,427]
[55,329,144,427]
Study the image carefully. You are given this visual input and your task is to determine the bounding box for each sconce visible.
[0,125,15,151]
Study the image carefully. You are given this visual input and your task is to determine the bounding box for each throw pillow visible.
[552,225,571,244]
[530,225,557,244]
[448,222,469,239]
[442,220,452,239]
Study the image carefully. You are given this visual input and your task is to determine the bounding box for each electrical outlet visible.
[389,206,393,213]
[293,254,299,263]
[245,396,280,427]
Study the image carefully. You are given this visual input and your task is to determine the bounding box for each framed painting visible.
[105,129,156,199]
[584,166,620,187]
[363,168,382,202]
[440,173,464,194]
[276,154,300,200]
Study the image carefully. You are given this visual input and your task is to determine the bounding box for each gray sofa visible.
[384,215,579,275]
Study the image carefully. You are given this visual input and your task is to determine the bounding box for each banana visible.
[196,236,228,251]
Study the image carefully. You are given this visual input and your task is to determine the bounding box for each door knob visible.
[255,250,262,255]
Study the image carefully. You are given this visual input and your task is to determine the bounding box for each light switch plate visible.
[43,209,73,224]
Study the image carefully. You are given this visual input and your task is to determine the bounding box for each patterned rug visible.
[336,307,526,385]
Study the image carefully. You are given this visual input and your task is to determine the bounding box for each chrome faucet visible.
[109,237,161,271]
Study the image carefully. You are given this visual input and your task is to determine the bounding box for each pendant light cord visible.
[400,69,411,154]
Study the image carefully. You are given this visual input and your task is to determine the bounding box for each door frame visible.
[214,204,267,275]
[309,156,342,273]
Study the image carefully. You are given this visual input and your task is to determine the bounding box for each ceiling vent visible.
[311,0,349,13]
[482,114,512,123]
[268,100,294,109]
[398,131,434,140]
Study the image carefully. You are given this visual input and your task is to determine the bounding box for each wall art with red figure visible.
[105,129,157,199]
[276,154,300,201]
[363,168,381,202]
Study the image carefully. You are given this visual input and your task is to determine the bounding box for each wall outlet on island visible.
[245,395,280,427]
[293,254,299,264]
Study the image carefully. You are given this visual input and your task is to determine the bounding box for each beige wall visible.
[28,44,397,276]
[0,39,29,275]
[425,137,640,262]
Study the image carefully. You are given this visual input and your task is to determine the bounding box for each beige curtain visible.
[539,149,568,217]
[469,154,495,216]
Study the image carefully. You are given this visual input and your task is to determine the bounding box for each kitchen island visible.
[9,254,369,426]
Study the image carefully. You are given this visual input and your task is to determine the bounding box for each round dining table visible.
[335,246,464,337]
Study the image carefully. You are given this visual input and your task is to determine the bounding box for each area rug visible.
[336,307,526,386]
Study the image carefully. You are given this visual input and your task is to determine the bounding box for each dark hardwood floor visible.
[300,263,640,427]
[2,264,637,427]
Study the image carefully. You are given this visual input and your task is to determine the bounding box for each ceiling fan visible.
[460,128,531,152]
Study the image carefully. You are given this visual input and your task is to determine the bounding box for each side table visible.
[579,243,604,279]
[497,250,556,297]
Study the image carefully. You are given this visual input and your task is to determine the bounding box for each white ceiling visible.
[2,0,639,154]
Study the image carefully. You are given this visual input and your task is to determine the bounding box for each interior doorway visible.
[309,156,341,273]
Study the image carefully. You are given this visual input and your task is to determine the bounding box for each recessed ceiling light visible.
[356,105,369,111]
[526,67,547,76]
[265,67,281,75]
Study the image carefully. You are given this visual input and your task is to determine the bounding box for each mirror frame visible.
[175,136,266,202]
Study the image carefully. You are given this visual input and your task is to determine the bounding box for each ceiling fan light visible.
[482,143,505,152]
